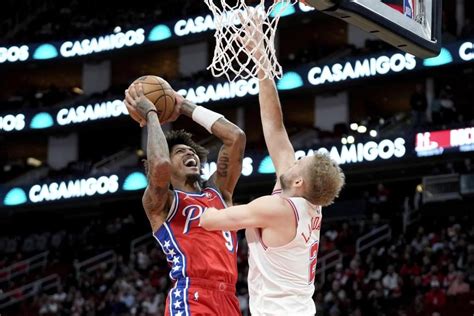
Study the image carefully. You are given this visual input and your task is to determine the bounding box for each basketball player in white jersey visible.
[200,14,345,316]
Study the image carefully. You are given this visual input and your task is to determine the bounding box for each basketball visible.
[132,75,176,122]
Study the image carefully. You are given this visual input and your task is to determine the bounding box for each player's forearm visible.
[179,99,198,118]
[181,99,245,145]
[257,71,295,173]
[200,206,246,231]
[146,112,171,181]
[258,74,285,132]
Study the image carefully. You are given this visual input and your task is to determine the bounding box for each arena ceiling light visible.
[357,125,367,133]
[370,130,378,137]
[347,136,355,144]
[416,184,424,192]
[26,157,42,167]
[72,87,84,95]
[350,123,358,131]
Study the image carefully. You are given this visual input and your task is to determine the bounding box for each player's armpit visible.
[199,195,287,231]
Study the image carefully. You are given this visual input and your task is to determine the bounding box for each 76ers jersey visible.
[154,186,238,285]
[246,192,322,316]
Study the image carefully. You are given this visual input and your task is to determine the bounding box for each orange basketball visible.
[132,75,176,122]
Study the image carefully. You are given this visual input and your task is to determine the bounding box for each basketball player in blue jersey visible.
[124,82,245,316]
[200,14,345,316]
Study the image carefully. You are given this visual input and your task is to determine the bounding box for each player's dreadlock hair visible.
[165,129,209,163]
[143,129,209,177]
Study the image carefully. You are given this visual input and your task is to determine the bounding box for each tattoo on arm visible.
[146,113,170,171]
[180,100,197,118]
[210,118,245,201]
[217,148,230,178]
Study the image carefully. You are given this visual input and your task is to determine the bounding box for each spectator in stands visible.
[438,86,457,124]
[38,294,59,315]
[400,256,421,279]
[411,228,429,253]
[410,84,428,128]
[141,290,164,315]
[422,265,445,288]
[335,222,354,254]
[333,263,345,283]
[365,262,383,284]
[424,279,446,313]
[443,263,457,288]
[447,272,470,296]
[382,265,402,298]
[367,280,384,312]
[136,250,151,272]
[324,280,348,307]
[344,258,365,286]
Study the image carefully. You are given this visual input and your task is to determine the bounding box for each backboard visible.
[304,0,442,58]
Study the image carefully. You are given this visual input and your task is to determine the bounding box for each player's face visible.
[279,157,311,190]
[170,144,201,179]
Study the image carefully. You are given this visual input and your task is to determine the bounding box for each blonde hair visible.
[304,153,345,206]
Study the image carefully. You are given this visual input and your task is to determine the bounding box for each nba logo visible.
[403,0,415,19]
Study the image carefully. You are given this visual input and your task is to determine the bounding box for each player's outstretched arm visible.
[125,83,172,232]
[200,195,290,231]
[239,14,295,180]
[258,74,295,177]
[178,96,246,205]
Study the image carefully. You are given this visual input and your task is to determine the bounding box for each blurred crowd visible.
[316,219,473,316]
[0,0,471,47]
[2,181,473,316]
[0,0,208,45]
[1,215,140,294]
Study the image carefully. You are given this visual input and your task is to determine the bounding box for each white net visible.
[204,0,296,81]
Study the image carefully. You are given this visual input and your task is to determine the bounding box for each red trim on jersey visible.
[272,189,282,195]
[257,228,268,250]
[205,187,228,207]
[166,191,180,222]
[284,198,299,223]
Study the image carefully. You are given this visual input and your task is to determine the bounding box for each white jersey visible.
[246,191,322,316]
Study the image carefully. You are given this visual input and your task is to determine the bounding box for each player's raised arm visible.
[125,83,173,232]
[258,73,296,176]
[178,95,246,205]
[200,195,290,231]
[240,14,295,180]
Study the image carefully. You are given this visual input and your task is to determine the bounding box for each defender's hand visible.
[237,9,265,59]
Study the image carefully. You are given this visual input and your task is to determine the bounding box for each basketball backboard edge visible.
[304,0,442,58]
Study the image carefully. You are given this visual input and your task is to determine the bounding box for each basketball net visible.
[204,0,296,82]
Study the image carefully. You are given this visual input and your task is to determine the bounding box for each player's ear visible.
[293,176,304,188]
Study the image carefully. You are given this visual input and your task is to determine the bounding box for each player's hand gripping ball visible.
[124,75,180,126]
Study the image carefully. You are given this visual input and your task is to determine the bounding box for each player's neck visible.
[279,188,296,198]
[173,181,202,193]
[280,187,307,200]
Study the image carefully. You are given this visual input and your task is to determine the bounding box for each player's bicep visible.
[147,159,172,189]
[142,186,172,232]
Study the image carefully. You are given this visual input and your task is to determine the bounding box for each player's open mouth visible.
[184,158,198,168]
